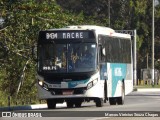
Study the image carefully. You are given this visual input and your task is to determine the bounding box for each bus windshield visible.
[38,43,97,73]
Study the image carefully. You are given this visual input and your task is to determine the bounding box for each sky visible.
[155,0,159,6]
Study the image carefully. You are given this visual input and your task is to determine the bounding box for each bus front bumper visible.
[37,82,103,100]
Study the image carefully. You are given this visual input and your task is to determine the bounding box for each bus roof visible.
[47,25,131,39]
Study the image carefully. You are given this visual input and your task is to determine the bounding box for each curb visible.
[0,103,66,111]
[134,88,160,92]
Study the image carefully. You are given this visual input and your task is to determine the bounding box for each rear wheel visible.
[109,98,116,105]
[47,99,56,109]
[117,96,124,105]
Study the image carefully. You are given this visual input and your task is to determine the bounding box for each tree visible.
[56,0,160,79]
[0,0,97,106]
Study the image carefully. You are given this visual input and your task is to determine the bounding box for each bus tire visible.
[109,98,116,105]
[75,102,82,108]
[67,101,74,108]
[95,98,103,107]
[47,99,56,109]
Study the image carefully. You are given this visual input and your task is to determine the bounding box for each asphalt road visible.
[1,91,160,120]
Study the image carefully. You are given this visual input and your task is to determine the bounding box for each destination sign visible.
[45,32,89,39]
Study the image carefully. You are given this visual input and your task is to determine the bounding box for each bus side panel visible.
[124,64,133,95]
[100,62,133,98]
[110,63,133,97]
[110,63,127,97]
[100,63,112,97]
[113,64,133,97]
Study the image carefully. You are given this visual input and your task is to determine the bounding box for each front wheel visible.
[47,99,56,109]
[66,101,74,108]
[95,98,104,107]
[109,97,116,105]
[75,102,82,108]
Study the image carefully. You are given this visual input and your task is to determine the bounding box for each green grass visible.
[136,79,160,88]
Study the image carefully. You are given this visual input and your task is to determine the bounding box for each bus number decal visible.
[46,33,58,39]
[114,68,122,76]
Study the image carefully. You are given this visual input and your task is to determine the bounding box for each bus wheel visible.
[95,98,103,107]
[75,102,82,108]
[109,98,116,105]
[47,99,56,109]
[117,87,125,105]
[67,101,74,108]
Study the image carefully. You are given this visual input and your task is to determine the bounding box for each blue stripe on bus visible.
[100,63,107,80]
[100,63,127,97]
[110,63,127,97]
[68,79,89,88]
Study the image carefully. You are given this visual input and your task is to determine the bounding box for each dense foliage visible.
[0,0,98,106]
[57,0,160,70]
[0,0,160,106]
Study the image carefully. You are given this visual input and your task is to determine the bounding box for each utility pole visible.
[108,0,110,27]
[134,30,137,85]
[152,0,155,86]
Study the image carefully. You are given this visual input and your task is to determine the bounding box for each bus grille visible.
[49,88,86,95]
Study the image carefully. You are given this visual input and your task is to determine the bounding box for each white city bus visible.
[35,25,133,109]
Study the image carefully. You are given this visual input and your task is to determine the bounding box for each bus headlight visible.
[87,78,98,90]
[87,82,93,89]
[93,78,98,85]
[38,80,43,86]
[37,75,44,86]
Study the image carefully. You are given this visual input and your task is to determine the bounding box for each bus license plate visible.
[62,90,73,95]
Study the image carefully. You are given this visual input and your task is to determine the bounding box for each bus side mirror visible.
[102,48,106,56]
[99,44,106,56]
[32,45,37,62]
